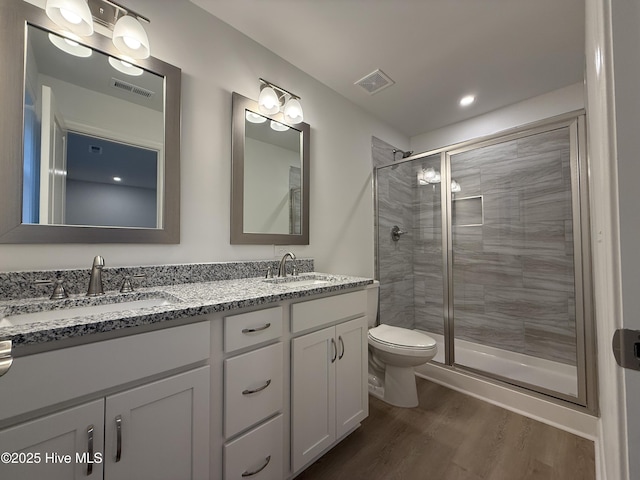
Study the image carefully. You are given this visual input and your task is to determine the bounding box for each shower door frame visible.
[374,111,597,413]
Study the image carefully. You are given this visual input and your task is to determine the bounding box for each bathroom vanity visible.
[0,271,377,479]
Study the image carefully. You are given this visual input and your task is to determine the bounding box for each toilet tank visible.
[365,281,380,328]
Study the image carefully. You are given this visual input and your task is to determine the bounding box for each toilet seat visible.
[368,324,436,356]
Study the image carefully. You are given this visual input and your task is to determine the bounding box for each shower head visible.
[392,148,414,159]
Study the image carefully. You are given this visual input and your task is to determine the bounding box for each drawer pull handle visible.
[242,379,272,395]
[242,455,271,477]
[331,338,337,363]
[86,425,94,476]
[115,415,122,463]
[242,323,271,334]
[338,336,345,360]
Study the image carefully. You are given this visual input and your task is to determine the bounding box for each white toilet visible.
[365,283,437,408]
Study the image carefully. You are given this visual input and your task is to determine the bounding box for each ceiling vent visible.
[110,78,155,99]
[354,69,395,95]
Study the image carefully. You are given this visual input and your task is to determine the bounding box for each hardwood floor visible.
[296,378,595,480]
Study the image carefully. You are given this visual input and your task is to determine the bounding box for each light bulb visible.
[123,36,142,50]
[459,95,475,107]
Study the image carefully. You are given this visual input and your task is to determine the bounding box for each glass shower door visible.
[448,124,583,400]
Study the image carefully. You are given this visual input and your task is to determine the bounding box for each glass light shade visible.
[112,15,150,60]
[258,86,280,115]
[451,180,461,192]
[270,120,289,132]
[284,98,304,124]
[108,56,143,76]
[48,33,92,58]
[417,170,428,185]
[245,111,267,124]
[45,0,93,36]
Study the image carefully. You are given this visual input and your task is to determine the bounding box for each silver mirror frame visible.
[231,92,310,245]
[0,1,181,243]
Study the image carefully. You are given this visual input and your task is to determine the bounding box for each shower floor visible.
[421,331,578,397]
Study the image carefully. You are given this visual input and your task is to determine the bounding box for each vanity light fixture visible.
[258,78,304,124]
[44,0,151,59]
[48,32,92,57]
[108,56,143,76]
[270,120,290,132]
[245,111,267,124]
[45,0,94,36]
[451,180,461,192]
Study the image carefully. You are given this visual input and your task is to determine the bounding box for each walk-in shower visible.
[373,113,596,410]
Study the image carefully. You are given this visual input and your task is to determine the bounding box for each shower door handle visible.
[613,329,640,371]
[391,225,406,242]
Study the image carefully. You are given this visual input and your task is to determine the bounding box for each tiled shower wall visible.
[374,126,578,366]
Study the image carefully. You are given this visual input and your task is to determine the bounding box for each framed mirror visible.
[231,92,310,244]
[0,1,181,243]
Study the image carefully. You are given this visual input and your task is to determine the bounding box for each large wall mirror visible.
[231,92,310,244]
[0,1,181,243]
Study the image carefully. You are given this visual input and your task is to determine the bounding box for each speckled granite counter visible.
[0,273,374,349]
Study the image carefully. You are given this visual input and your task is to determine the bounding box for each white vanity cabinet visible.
[0,322,211,480]
[290,291,368,473]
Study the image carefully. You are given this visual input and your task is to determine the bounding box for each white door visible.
[104,367,210,480]
[291,326,336,473]
[0,399,104,480]
[39,85,67,224]
[335,316,368,439]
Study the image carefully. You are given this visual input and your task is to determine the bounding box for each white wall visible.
[410,83,584,153]
[6,0,408,275]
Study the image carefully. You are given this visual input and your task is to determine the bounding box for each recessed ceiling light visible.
[459,95,476,107]
[113,176,122,182]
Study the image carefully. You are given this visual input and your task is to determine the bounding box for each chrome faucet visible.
[277,252,297,278]
[87,255,105,296]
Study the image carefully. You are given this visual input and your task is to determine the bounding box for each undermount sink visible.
[0,296,174,328]
[263,274,331,288]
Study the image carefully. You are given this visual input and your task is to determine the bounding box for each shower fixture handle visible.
[391,225,407,242]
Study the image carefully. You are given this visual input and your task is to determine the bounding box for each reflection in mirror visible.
[231,92,309,245]
[22,25,164,229]
[244,111,302,235]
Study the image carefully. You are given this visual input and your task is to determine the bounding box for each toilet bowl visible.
[368,324,437,408]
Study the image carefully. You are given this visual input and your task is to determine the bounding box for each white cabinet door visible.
[104,366,210,480]
[0,399,105,480]
[291,327,336,472]
[335,316,368,439]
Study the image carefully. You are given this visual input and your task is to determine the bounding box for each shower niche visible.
[374,113,596,412]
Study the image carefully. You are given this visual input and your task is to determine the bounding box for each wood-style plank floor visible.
[296,378,595,480]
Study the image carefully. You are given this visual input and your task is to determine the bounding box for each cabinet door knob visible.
[338,336,345,360]
[242,379,271,395]
[115,415,122,463]
[331,338,337,363]
[241,455,271,477]
[242,323,271,334]
[86,425,94,476]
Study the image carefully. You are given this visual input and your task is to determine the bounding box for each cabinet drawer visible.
[224,307,283,353]
[291,290,367,334]
[224,343,283,438]
[224,414,283,480]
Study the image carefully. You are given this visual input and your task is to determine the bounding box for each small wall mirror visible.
[0,1,181,243]
[231,92,310,244]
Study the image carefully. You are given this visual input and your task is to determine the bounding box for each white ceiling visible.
[191,0,585,138]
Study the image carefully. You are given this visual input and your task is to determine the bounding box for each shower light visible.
[45,0,94,36]
[459,94,475,107]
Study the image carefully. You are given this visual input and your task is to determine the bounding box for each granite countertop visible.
[0,273,373,349]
